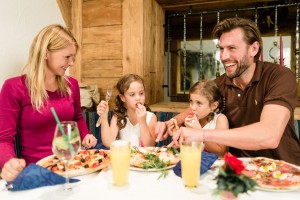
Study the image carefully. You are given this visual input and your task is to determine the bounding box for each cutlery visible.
[96,87,112,127]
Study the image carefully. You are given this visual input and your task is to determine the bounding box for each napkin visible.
[173,151,218,177]
[88,143,109,150]
[6,163,80,191]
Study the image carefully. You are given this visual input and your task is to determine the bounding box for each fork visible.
[96,87,112,127]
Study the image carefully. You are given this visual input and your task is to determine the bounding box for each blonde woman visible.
[0,24,97,181]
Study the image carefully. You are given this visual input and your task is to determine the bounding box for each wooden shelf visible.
[150,102,300,120]
[150,102,188,113]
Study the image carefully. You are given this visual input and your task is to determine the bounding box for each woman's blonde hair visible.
[23,24,78,112]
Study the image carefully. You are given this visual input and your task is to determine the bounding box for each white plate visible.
[255,185,300,192]
[130,164,176,172]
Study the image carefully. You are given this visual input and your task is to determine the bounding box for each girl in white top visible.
[168,80,229,157]
[97,74,157,147]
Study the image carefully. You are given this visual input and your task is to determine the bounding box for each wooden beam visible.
[56,0,72,29]
[122,0,143,76]
[70,0,82,81]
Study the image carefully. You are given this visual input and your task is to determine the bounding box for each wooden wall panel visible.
[82,25,122,43]
[82,60,122,78]
[146,0,164,104]
[56,0,72,29]
[82,43,122,61]
[70,0,82,82]
[143,0,153,104]
[81,0,123,107]
[82,0,122,27]
[153,2,165,103]
[122,0,143,75]
[65,0,165,107]
[123,0,165,104]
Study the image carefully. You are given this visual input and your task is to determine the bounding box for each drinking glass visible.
[52,121,81,191]
[110,140,131,187]
[180,141,203,188]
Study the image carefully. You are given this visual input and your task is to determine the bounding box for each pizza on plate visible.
[37,149,110,177]
[242,157,300,190]
[130,147,180,170]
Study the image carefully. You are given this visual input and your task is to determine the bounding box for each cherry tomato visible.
[76,162,82,166]
[92,162,100,168]
[51,166,59,171]
[83,150,90,155]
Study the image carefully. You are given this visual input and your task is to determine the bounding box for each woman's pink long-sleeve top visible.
[0,75,89,168]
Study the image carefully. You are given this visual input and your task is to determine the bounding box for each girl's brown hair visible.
[189,80,225,122]
[114,74,151,130]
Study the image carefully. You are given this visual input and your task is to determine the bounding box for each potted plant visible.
[214,153,257,199]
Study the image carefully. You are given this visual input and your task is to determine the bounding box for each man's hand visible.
[172,127,203,147]
[1,158,26,181]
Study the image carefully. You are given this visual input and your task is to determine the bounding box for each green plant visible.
[214,153,257,197]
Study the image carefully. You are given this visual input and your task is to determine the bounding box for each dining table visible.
[1,159,299,200]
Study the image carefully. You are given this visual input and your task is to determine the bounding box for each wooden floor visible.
[150,102,300,120]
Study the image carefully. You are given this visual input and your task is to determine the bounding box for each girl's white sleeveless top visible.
[203,113,223,130]
[119,111,153,146]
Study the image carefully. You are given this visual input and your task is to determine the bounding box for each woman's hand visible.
[0,158,26,181]
[97,100,109,120]
[136,103,147,124]
[82,134,97,149]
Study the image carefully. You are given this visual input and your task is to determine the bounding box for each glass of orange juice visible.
[110,140,131,187]
[180,141,203,188]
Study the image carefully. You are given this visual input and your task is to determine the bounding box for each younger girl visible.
[168,80,228,156]
[97,74,157,147]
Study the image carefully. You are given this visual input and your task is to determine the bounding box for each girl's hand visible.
[136,103,147,123]
[0,158,26,181]
[82,134,97,149]
[184,115,202,129]
[97,100,109,119]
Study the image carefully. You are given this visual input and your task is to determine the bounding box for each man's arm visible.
[155,107,191,141]
[175,104,290,150]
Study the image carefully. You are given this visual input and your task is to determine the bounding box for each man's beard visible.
[226,57,249,79]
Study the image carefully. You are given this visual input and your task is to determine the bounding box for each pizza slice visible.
[130,147,180,170]
[37,149,110,177]
[243,157,300,190]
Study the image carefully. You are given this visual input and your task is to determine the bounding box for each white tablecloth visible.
[1,165,299,200]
